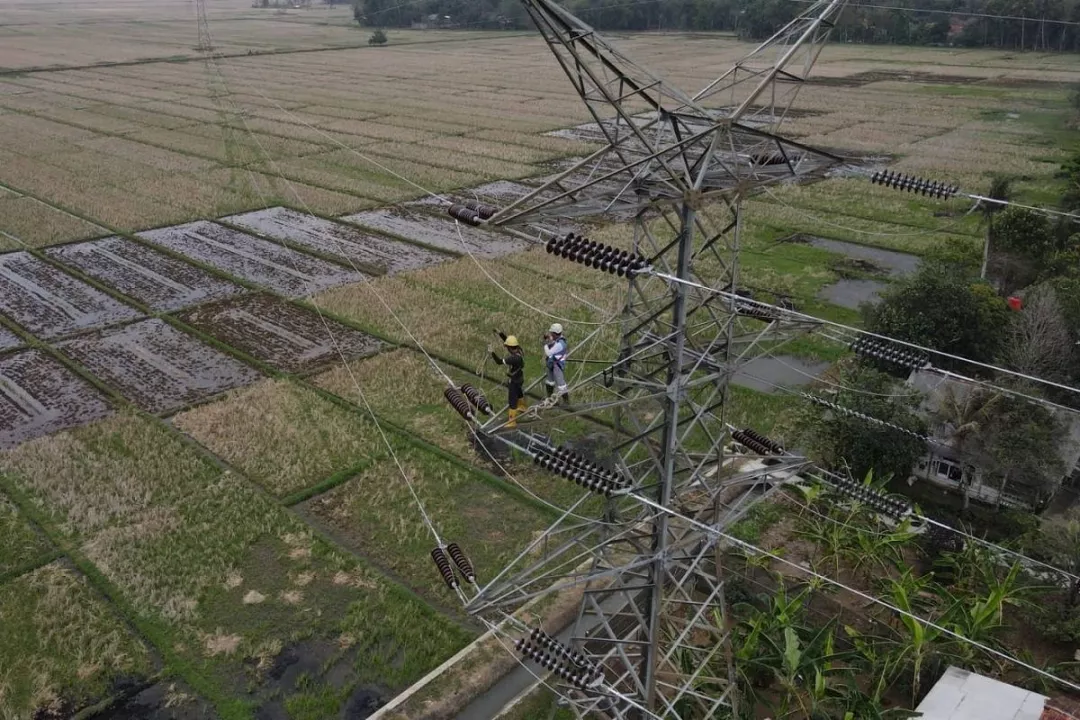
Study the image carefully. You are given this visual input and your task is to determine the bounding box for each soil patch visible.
[0,348,113,449]
[810,70,986,87]
[46,236,246,312]
[58,319,262,414]
[0,251,142,340]
[91,680,218,719]
[176,294,383,374]
[137,221,364,298]
[222,207,451,276]
[731,355,831,393]
[341,209,527,259]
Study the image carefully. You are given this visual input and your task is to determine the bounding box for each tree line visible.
[352,0,1080,52]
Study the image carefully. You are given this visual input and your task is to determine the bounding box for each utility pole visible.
[463,1,851,716]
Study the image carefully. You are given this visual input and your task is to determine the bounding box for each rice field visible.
[2,0,1080,716]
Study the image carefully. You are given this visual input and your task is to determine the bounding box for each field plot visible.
[0,252,142,339]
[304,444,549,603]
[0,414,470,716]
[407,179,562,210]
[0,349,113,449]
[172,379,386,498]
[342,208,528,258]
[0,194,106,250]
[0,493,49,576]
[58,319,263,415]
[0,562,154,720]
[222,206,451,275]
[0,327,22,353]
[176,293,382,375]
[136,221,363,298]
[46,236,246,312]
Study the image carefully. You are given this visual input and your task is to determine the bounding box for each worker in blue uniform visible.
[544,323,570,406]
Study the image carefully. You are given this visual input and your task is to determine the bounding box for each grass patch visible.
[726,498,786,544]
[0,561,154,719]
[306,444,550,604]
[0,413,470,717]
[172,379,386,498]
[0,492,49,575]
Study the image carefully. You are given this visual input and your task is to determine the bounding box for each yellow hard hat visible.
[504,335,520,348]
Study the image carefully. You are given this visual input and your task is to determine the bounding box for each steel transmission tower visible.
[464,2,852,717]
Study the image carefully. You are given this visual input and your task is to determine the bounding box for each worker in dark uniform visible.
[490,330,526,429]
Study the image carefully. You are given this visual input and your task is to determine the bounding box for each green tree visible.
[797,363,927,482]
[979,176,1011,279]
[864,266,1010,371]
[368,28,388,44]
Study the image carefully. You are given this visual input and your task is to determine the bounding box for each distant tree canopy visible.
[863,265,1011,371]
[352,0,1080,51]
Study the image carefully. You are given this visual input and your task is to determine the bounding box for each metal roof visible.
[915,666,1047,720]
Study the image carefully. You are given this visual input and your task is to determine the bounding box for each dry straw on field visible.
[172,379,385,497]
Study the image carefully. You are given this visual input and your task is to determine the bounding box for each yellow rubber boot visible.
[506,408,518,429]
[517,399,528,411]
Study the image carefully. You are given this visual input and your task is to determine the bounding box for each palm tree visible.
[928,385,1003,511]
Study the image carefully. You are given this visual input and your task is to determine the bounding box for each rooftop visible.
[915,666,1046,720]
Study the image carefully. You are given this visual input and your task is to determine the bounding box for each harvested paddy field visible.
[0,252,142,339]
[57,319,263,415]
[176,293,383,374]
[2,4,1080,717]
[342,207,530,258]
[222,206,451,275]
[46,236,247,312]
[137,221,364,298]
[0,349,113,449]
[0,327,22,353]
[171,378,387,498]
[0,414,470,717]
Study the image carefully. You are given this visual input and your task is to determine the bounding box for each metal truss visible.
[470,1,850,717]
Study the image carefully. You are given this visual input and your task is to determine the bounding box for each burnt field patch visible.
[176,294,383,375]
[58,319,262,415]
[0,251,142,340]
[136,221,364,298]
[221,207,451,276]
[341,208,528,259]
[45,236,246,312]
[0,348,112,449]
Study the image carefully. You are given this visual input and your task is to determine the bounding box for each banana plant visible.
[888,569,946,705]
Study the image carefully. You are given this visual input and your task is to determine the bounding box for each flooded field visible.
[782,235,920,310]
[176,294,384,374]
[91,681,218,720]
[58,319,263,415]
[0,326,22,352]
[46,237,246,312]
[409,180,561,209]
[732,355,832,393]
[221,207,450,276]
[0,348,113,448]
[0,252,143,339]
[341,208,528,259]
[137,221,364,298]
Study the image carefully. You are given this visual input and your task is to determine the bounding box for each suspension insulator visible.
[870,169,959,200]
[530,628,595,671]
[548,234,649,278]
[444,387,474,421]
[446,542,476,584]
[463,200,497,220]
[431,547,458,589]
[460,384,493,416]
[742,428,784,454]
[534,451,618,496]
[851,336,929,373]
[447,204,482,226]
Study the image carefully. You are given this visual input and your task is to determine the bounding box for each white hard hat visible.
[549,323,563,335]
